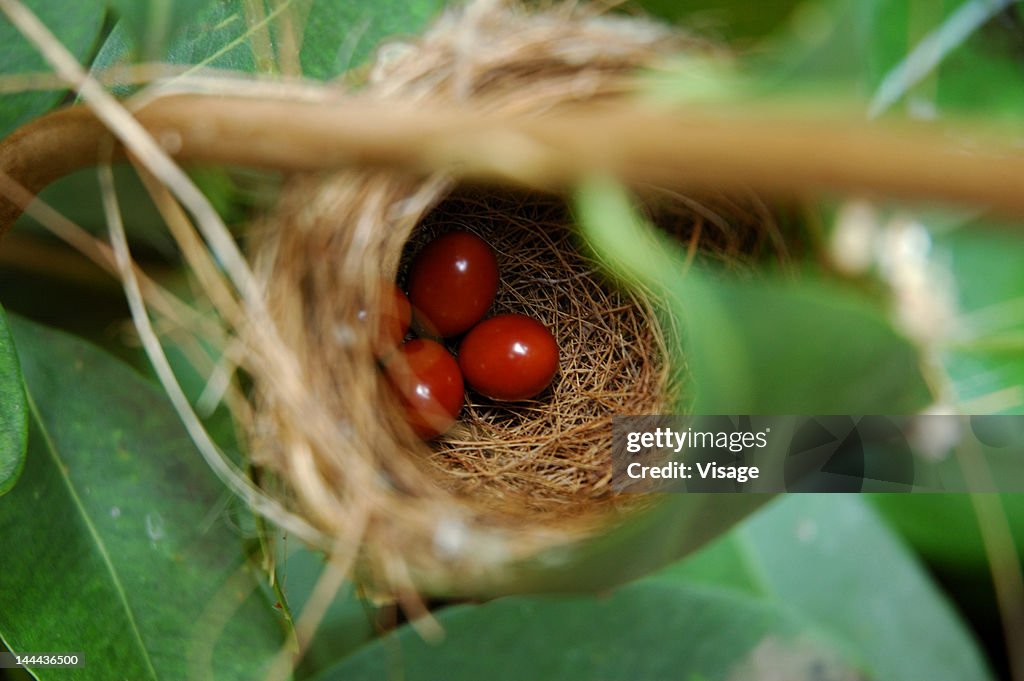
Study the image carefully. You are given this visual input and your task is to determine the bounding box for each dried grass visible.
[243,1,787,593]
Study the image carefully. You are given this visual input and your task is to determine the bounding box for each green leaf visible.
[0,317,284,680]
[13,165,178,258]
[653,495,995,681]
[686,276,931,412]
[873,0,1024,118]
[93,0,446,83]
[871,494,1024,569]
[635,0,803,44]
[0,306,27,496]
[0,0,106,138]
[756,0,1024,117]
[392,492,769,598]
[574,177,931,413]
[276,547,379,678]
[92,3,256,81]
[313,579,862,681]
[105,0,219,61]
[934,222,1024,412]
[300,0,445,80]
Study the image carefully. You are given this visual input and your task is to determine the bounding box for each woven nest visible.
[243,1,789,592]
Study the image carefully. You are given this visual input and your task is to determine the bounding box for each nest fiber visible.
[245,1,782,592]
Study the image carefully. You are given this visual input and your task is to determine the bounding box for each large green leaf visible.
[654,495,995,681]
[937,223,1024,412]
[0,306,27,496]
[644,0,1024,120]
[758,0,1024,116]
[299,0,445,79]
[276,547,380,679]
[870,492,1022,665]
[94,0,446,81]
[105,0,219,61]
[873,0,1024,118]
[871,494,1024,569]
[13,166,179,257]
[574,177,931,414]
[682,275,930,412]
[313,579,861,681]
[0,0,106,138]
[91,3,256,80]
[636,0,803,44]
[0,317,284,680]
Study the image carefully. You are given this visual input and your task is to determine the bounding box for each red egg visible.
[458,314,558,401]
[385,339,464,439]
[407,231,498,337]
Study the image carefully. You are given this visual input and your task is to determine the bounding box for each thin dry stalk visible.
[0,0,346,548]
[98,155,324,544]
[0,169,220,337]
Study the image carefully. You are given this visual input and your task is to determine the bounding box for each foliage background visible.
[1,0,1022,679]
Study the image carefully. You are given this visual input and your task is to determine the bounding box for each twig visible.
[4,91,1024,237]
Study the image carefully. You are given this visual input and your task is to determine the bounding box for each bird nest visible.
[241,1,790,595]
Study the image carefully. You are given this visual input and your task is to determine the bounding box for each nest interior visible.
[401,190,677,521]
[242,1,789,588]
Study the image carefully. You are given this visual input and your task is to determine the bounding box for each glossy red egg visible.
[407,231,499,337]
[458,314,558,401]
[385,339,464,439]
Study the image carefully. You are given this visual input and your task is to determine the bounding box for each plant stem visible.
[4,93,1024,235]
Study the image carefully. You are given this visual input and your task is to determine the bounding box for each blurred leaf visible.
[869,0,1024,118]
[0,317,284,680]
[12,163,253,263]
[0,305,27,496]
[574,177,931,413]
[91,2,256,81]
[105,0,219,61]
[399,492,769,598]
[0,0,106,138]
[13,165,178,258]
[654,495,995,681]
[932,35,1024,119]
[759,0,1024,118]
[300,0,445,80]
[276,547,380,678]
[702,0,898,104]
[684,276,931,412]
[313,579,862,681]
[871,494,1024,569]
[936,222,1024,411]
[634,0,803,44]
[162,0,259,73]
[946,345,1024,412]
[89,17,133,83]
[94,0,446,82]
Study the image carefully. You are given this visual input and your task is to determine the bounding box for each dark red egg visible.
[407,231,498,337]
[458,314,558,401]
[385,339,464,439]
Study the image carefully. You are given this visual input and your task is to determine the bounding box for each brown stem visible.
[3,93,1024,236]
[1,106,115,231]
